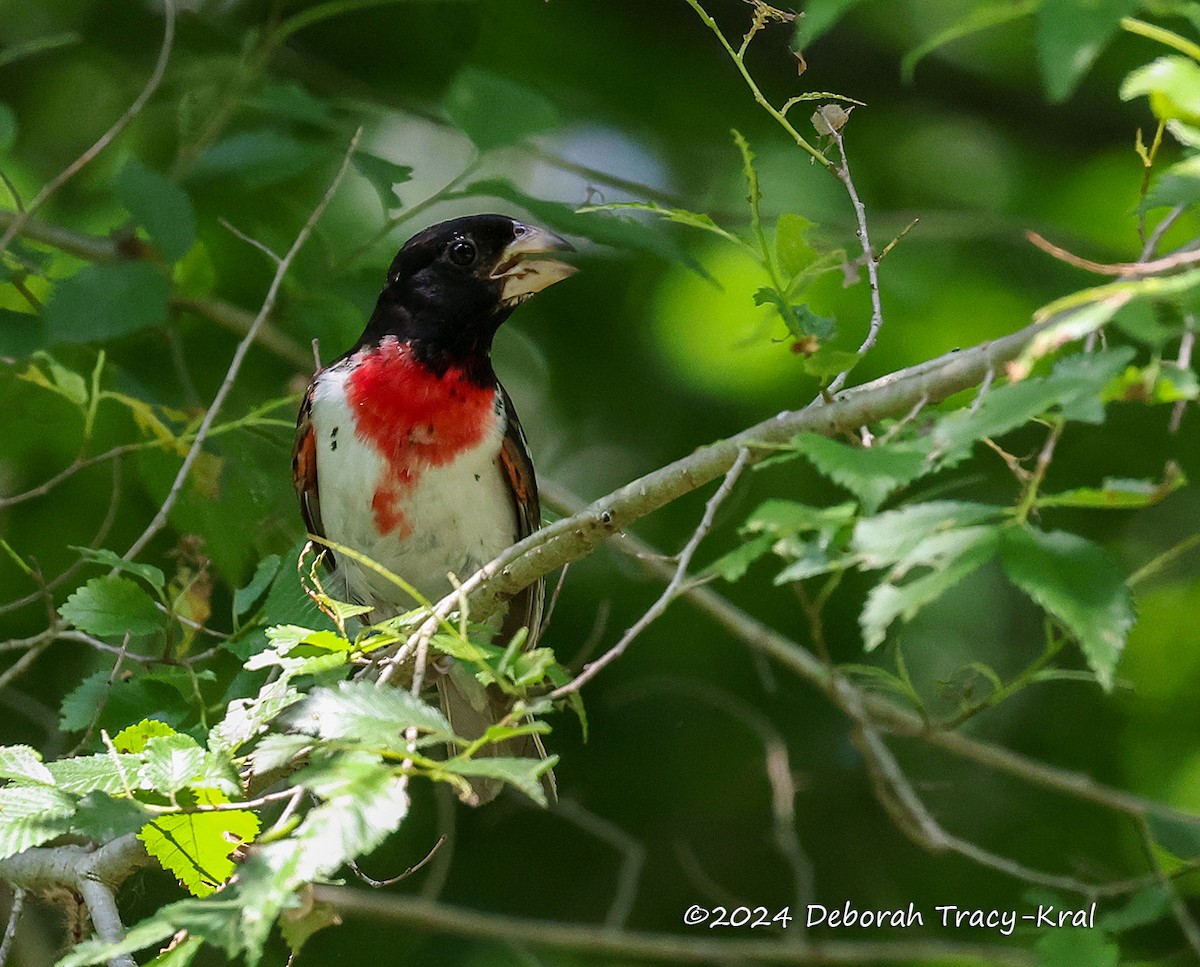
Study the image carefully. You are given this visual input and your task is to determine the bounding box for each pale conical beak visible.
[491,224,578,305]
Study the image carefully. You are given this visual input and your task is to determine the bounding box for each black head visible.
[353,214,575,368]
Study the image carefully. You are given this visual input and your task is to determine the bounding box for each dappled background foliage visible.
[4,0,1200,965]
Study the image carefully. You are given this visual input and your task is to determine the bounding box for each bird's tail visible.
[436,663,557,806]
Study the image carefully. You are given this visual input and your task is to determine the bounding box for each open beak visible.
[491,223,578,305]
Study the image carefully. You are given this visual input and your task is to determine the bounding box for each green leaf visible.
[1034,929,1118,967]
[18,350,89,406]
[59,575,165,638]
[55,912,177,967]
[140,734,208,796]
[443,66,559,150]
[861,526,1000,650]
[352,152,413,212]
[1142,153,1200,211]
[114,156,197,261]
[60,670,111,732]
[775,212,817,279]
[791,432,931,512]
[47,753,140,794]
[188,130,324,188]
[795,0,872,47]
[233,554,281,619]
[801,346,859,378]
[140,790,261,898]
[704,532,775,581]
[0,308,48,357]
[852,501,1008,568]
[211,678,303,756]
[1036,0,1139,102]
[70,546,166,598]
[1036,471,1186,509]
[145,935,204,967]
[43,263,170,342]
[0,785,76,860]
[247,82,335,128]
[113,718,178,753]
[290,681,454,750]
[1000,527,1134,690]
[0,745,53,784]
[901,1,1038,83]
[72,791,153,841]
[578,200,743,247]
[1148,812,1200,860]
[442,754,559,807]
[0,31,80,70]
[1122,55,1200,124]
[1098,883,1172,933]
[930,349,1134,466]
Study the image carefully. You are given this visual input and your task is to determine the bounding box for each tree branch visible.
[312,885,1034,966]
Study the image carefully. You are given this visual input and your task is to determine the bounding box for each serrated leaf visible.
[1142,153,1200,212]
[352,152,413,212]
[0,785,76,860]
[1122,55,1200,124]
[70,546,165,597]
[54,913,177,967]
[140,790,260,897]
[1036,0,1138,102]
[443,66,559,150]
[47,753,140,794]
[211,678,303,755]
[145,935,204,967]
[248,734,312,777]
[931,348,1134,466]
[1000,527,1133,690]
[233,554,281,619]
[801,346,859,377]
[861,527,1000,650]
[59,575,164,638]
[114,156,197,261]
[113,719,178,753]
[60,670,111,732]
[0,745,53,784]
[791,432,931,512]
[1036,471,1186,509]
[140,734,208,796]
[290,681,454,750]
[442,755,558,807]
[43,263,170,342]
[72,791,153,841]
[853,501,1007,568]
[578,200,742,246]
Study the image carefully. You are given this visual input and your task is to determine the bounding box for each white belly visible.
[310,365,517,617]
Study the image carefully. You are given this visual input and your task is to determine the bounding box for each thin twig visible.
[0,888,25,967]
[548,448,751,700]
[826,125,884,396]
[554,800,645,929]
[0,1,176,259]
[1027,229,1200,277]
[123,128,362,562]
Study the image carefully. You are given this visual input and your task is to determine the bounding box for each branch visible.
[0,835,149,967]
[0,2,176,260]
[312,886,1034,966]
[122,128,362,561]
[422,314,1056,643]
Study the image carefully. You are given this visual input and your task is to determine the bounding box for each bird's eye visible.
[447,239,476,266]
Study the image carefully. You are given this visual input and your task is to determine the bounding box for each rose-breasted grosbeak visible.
[292,214,575,803]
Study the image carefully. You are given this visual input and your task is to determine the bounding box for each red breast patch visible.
[345,336,496,536]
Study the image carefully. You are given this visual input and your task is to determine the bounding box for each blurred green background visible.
[2,0,1200,964]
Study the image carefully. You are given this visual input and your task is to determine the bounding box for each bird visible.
[292,214,575,803]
